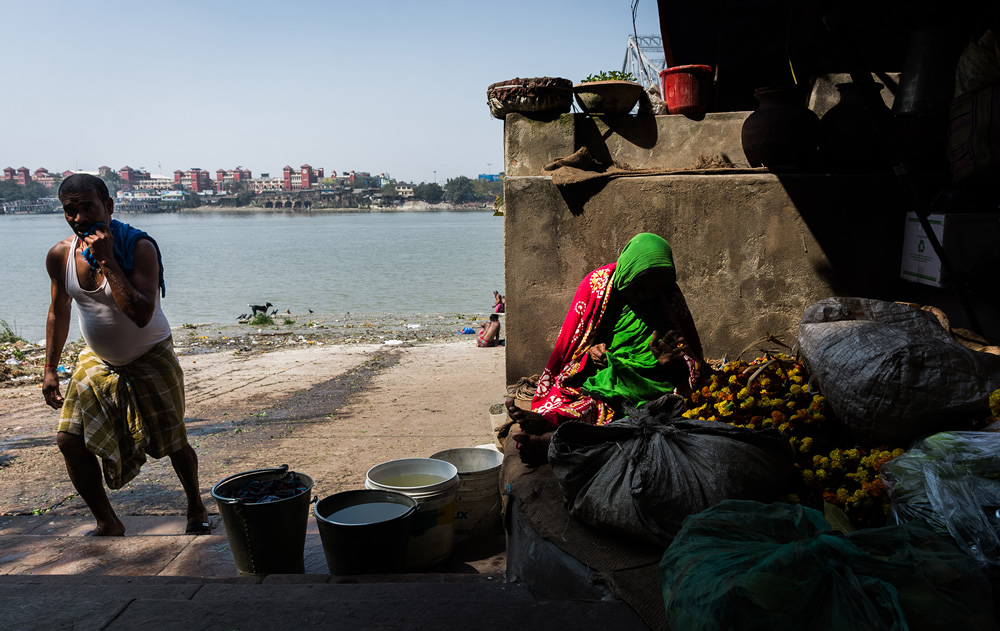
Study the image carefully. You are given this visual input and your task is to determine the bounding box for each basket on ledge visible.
[487,77,573,120]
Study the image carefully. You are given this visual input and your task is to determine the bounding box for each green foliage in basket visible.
[582,70,637,83]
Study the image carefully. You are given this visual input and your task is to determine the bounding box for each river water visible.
[0,211,504,344]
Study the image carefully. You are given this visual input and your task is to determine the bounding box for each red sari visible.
[531,263,618,426]
[531,263,701,428]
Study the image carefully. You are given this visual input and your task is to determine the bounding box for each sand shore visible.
[0,327,507,518]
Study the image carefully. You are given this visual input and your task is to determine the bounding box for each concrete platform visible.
[0,514,506,578]
[0,514,651,630]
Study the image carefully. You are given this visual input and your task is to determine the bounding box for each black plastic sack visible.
[548,395,795,546]
[798,297,1000,443]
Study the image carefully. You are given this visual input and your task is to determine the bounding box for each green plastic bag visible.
[660,500,997,631]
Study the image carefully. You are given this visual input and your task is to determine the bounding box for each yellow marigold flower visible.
[818,456,830,469]
[778,423,789,433]
[815,468,827,480]
[799,437,813,453]
[744,396,756,407]
[891,448,905,458]
[790,375,804,384]
[786,401,796,409]
[844,448,860,460]
[728,375,739,386]
[836,488,850,502]
[737,387,750,400]
[990,389,1000,417]
[760,377,771,387]
[789,384,803,395]
[801,469,815,482]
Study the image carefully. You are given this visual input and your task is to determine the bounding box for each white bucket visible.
[429,447,504,540]
[365,457,459,569]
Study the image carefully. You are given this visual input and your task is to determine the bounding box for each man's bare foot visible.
[504,397,553,435]
[185,506,212,535]
[512,431,554,466]
[85,521,126,536]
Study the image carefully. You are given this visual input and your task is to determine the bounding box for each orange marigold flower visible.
[771,410,787,424]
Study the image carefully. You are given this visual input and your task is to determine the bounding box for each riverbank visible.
[0,312,497,386]
[174,201,492,214]
[0,324,507,518]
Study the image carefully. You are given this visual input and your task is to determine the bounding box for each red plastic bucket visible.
[659,65,713,115]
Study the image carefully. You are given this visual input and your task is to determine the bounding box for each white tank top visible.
[65,236,172,366]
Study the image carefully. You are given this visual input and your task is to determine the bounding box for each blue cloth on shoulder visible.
[79,219,166,297]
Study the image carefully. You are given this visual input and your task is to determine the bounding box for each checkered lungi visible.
[57,336,187,489]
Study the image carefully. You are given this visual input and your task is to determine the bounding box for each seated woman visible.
[478,313,502,347]
[505,233,704,464]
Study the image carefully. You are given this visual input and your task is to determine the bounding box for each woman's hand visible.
[649,330,686,368]
[588,343,609,368]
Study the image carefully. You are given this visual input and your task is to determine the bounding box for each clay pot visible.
[819,82,893,173]
[573,81,644,115]
[741,86,820,170]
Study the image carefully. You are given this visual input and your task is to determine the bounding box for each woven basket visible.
[487,77,573,119]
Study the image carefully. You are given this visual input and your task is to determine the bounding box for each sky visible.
[2,0,664,184]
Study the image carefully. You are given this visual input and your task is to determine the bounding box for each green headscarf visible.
[582,233,679,414]
[612,233,675,291]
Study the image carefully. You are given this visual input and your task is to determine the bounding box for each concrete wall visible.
[502,113,910,385]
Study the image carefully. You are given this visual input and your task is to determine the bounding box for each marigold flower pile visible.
[682,354,904,529]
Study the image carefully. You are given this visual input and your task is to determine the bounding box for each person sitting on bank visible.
[505,232,704,465]
[494,290,506,313]
[478,313,502,347]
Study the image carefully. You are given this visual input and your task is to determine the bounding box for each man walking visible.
[42,173,209,536]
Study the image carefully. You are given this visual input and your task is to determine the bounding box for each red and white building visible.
[216,168,252,192]
[282,164,324,191]
[120,166,152,191]
[3,166,32,186]
[174,168,213,192]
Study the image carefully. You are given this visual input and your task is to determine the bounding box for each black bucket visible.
[314,489,417,575]
[210,464,314,576]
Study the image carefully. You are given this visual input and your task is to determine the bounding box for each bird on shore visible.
[285,309,291,315]
[308,309,314,314]
[249,302,272,315]
[237,313,248,321]
[270,308,278,316]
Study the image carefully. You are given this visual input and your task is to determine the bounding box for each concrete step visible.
[0,515,653,629]
[0,514,506,577]
[0,574,651,630]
